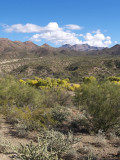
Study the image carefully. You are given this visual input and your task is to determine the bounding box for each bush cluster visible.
[75,80,120,132]
[19,77,80,91]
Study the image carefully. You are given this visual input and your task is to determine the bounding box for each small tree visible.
[75,81,120,132]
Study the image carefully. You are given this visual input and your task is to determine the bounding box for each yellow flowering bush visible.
[112,81,120,85]
[19,77,80,91]
[19,79,26,84]
[107,76,120,82]
[83,76,96,83]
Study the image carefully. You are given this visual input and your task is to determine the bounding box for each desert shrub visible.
[14,122,28,137]
[52,105,69,123]
[0,76,58,131]
[94,130,107,147]
[7,82,44,109]
[0,76,44,111]
[38,129,79,157]
[31,108,56,129]
[42,87,73,107]
[83,76,96,83]
[0,135,12,153]
[20,77,80,91]
[14,130,79,160]
[8,106,55,130]
[15,141,61,160]
[75,81,120,132]
[70,112,90,133]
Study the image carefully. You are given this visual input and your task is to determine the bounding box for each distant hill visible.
[0,38,120,59]
[88,44,120,56]
[0,38,38,51]
[60,44,104,51]
[0,38,57,59]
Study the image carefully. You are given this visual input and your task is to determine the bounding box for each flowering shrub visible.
[107,76,120,85]
[83,76,96,83]
[19,77,80,91]
[107,76,120,82]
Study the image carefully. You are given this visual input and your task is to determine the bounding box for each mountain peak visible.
[23,41,36,45]
[41,43,51,48]
[23,41,38,50]
[61,44,72,48]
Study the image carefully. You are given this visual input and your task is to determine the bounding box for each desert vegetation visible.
[0,75,120,159]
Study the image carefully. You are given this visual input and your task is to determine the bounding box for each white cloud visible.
[65,24,83,30]
[30,30,82,45]
[3,23,112,47]
[4,22,62,33]
[83,30,112,47]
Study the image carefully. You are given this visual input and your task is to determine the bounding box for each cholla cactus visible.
[14,141,63,160]
[14,130,80,160]
[38,129,80,157]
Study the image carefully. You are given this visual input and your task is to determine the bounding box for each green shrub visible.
[0,76,44,110]
[8,106,55,130]
[52,105,69,123]
[42,88,73,107]
[83,76,96,83]
[75,81,120,132]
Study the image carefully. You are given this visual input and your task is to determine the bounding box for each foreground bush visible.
[14,130,79,160]
[75,81,120,132]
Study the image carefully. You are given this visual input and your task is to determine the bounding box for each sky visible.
[0,0,120,48]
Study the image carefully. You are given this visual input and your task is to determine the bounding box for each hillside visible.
[0,38,120,81]
[3,55,119,82]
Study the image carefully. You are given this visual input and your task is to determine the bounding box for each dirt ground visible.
[0,115,119,160]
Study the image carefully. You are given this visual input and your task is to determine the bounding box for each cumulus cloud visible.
[3,22,112,47]
[82,30,112,47]
[64,24,83,30]
[4,22,62,33]
[30,30,82,45]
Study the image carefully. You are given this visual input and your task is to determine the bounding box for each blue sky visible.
[0,0,120,47]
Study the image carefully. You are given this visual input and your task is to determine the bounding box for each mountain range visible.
[60,44,104,51]
[0,38,120,59]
